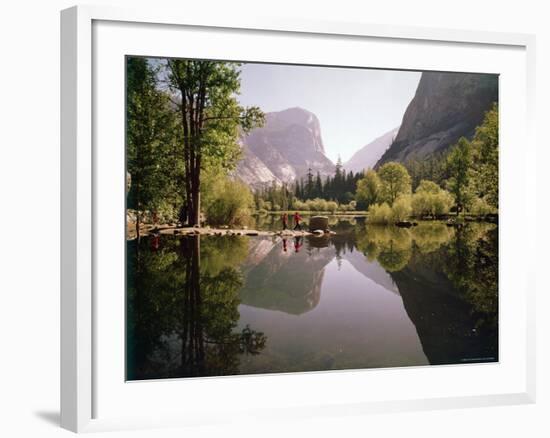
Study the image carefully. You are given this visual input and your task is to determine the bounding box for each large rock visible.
[376,72,498,166]
[309,216,329,232]
[233,141,281,189]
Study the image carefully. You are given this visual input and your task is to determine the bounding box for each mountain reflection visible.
[127,220,498,379]
[240,237,334,315]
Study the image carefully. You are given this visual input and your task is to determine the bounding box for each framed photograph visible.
[61,5,536,433]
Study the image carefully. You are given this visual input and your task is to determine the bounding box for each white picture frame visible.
[60,4,536,433]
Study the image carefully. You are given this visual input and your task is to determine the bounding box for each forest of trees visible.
[127,55,498,230]
[253,157,363,213]
[254,103,498,222]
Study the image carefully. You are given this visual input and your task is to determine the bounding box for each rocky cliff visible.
[237,107,335,187]
[376,72,498,166]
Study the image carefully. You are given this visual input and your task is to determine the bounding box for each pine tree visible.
[305,168,314,199]
[315,171,323,198]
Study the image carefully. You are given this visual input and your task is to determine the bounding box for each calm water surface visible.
[126,218,498,380]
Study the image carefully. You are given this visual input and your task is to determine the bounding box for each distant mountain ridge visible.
[236,72,498,188]
[376,72,498,166]
[237,107,335,188]
[344,127,399,174]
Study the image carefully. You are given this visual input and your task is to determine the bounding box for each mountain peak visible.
[376,72,498,166]
[264,107,321,134]
[237,107,334,187]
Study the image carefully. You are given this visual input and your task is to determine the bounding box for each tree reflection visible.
[356,225,412,271]
[355,223,497,311]
[411,222,455,254]
[442,224,498,331]
[127,235,267,380]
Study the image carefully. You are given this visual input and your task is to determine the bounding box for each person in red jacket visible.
[293,212,302,231]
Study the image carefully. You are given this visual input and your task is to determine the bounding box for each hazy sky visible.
[238,63,421,163]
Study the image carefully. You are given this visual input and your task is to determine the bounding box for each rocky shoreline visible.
[127,223,335,240]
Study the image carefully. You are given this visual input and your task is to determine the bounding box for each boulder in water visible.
[309,216,329,232]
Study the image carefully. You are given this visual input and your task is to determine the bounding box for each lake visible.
[126,218,498,380]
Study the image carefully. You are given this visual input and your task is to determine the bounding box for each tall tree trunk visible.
[191,190,200,226]
[136,210,140,239]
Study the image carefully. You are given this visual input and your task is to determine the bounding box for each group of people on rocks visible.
[280,212,305,253]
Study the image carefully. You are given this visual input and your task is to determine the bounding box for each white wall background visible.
[0,1,547,436]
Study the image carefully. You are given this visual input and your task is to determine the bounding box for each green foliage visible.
[292,200,308,211]
[338,200,356,212]
[470,104,499,208]
[307,198,328,211]
[444,105,499,216]
[432,191,454,216]
[256,199,271,211]
[326,201,338,213]
[390,195,413,222]
[446,137,475,214]
[355,169,380,209]
[367,202,392,224]
[167,60,264,171]
[126,58,180,227]
[404,151,448,189]
[202,171,254,226]
[469,197,496,216]
[406,104,498,215]
[411,179,454,217]
[416,180,440,194]
[290,167,363,204]
[378,162,412,205]
[256,182,292,211]
[368,196,412,224]
[166,59,264,224]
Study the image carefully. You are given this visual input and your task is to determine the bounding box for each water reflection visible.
[127,236,267,380]
[127,221,498,380]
